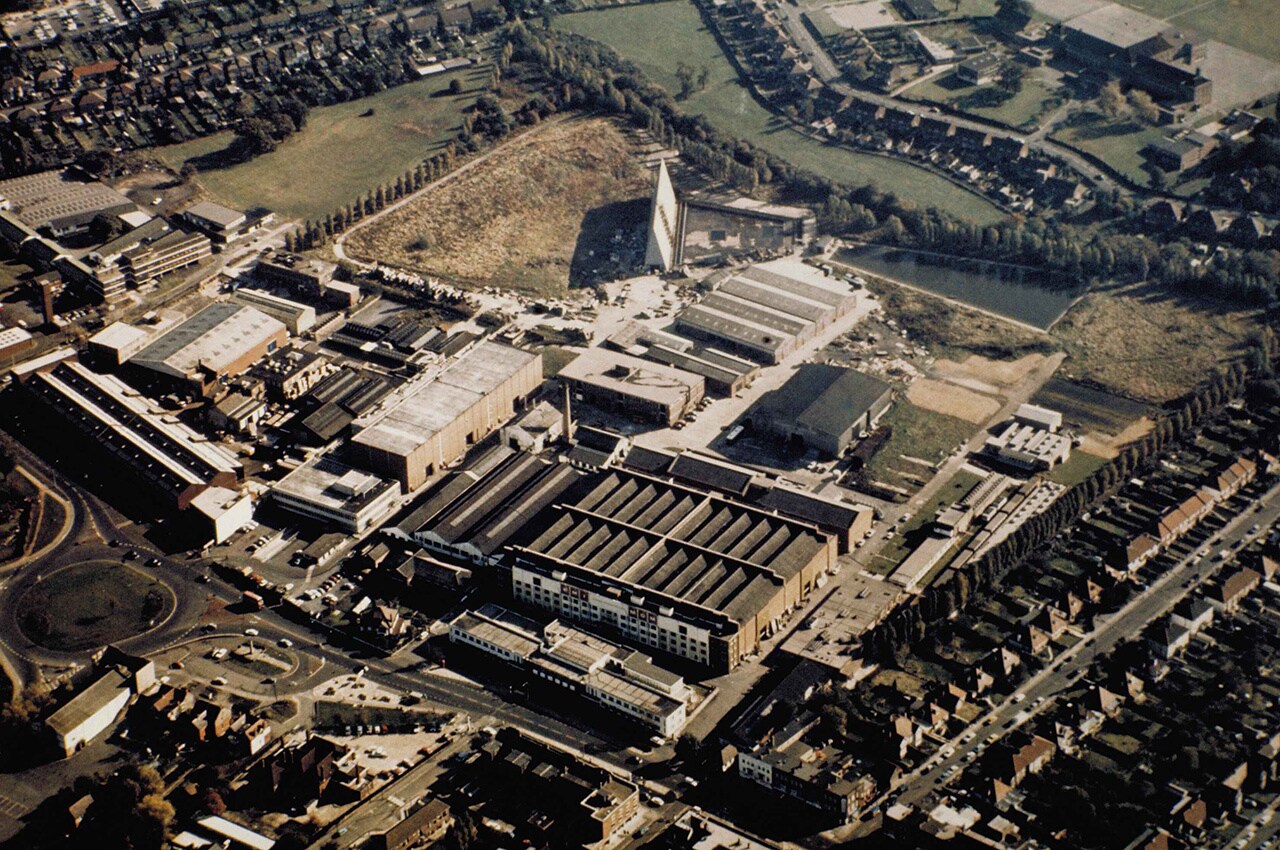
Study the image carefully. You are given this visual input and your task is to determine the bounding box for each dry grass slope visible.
[345,117,651,296]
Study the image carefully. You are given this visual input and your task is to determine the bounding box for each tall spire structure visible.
[644,159,680,272]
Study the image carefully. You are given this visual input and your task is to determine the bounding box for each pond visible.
[834,244,1081,331]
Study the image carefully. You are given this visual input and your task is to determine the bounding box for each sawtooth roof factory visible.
[347,340,542,491]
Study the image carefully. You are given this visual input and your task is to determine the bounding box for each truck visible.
[242,590,265,610]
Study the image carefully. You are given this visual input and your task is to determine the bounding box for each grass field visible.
[344,118,651,296]
[18,561,173,651]
[868,467,984,572]
[1046,449,1109,485]
[1051,117,1166,186]
[557,1,1007,224]
[157,65,489,220]
[902,69,1061,130]
[865,400,977,490]
[1053,283,1259,403]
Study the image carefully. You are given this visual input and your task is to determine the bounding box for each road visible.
[891,478,1280,810]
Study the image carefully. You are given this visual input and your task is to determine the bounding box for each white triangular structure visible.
[644,159,681,272]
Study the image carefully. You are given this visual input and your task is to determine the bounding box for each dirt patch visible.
[906,377,1001,424]
[345,117,651,296]
[1078,416,1154,458]
[1054,284,1258,403]
[933,353,1047,389]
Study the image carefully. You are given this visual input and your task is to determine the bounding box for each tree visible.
[696,65,710,91]
[448,78,463,96]
[1099,81,1126,118]
[995,0,1031,19]
[674,63,695,100]
[1128,89,1160,125]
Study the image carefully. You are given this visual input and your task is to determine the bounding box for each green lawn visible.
[1046,449,1108,486]
[1051,118,1166,186]
[901,69,1061,131]
[868,467,984,573]
[864,400,978,488]
[557,1,1007,224]
[157,65,490,220]
[17,561,173,651]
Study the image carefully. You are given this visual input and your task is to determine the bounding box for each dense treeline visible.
[510,25,1280,306]
[1205,113,1280,214]
[863,329,1278,662]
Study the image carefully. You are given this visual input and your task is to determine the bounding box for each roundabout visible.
[14,559,177,652]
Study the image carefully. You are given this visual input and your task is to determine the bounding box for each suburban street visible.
[891,479,1280,810]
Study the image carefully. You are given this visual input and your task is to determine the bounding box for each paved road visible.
[892,479,1280,810]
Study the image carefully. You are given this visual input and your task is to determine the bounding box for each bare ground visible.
[344,117,652,296]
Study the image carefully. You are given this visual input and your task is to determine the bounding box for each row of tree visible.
[864,332,1274,662]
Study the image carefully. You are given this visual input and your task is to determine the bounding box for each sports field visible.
[158,65,489,220]
[557,1,1007,225]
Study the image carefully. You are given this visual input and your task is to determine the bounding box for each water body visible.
[835,244,1080,331]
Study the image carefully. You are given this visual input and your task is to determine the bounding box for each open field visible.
[1046,449,1109,485]
[1052,283,1258,403]
[864,400,977,491]
[1032,376,1149,435]
[157,65,488,220]
[1051,118,1166,186]
[344,118,651,296]
[906,377,1000,424]
[17,561,173,651]
[557,1,1007,225]
[902,68,1062,130]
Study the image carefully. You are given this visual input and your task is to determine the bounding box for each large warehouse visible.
[750,364,892,457]
[558,348,705,426]
[675,259,860,364]
[507,466,838,671]
[126,303,288,397]
[348,341,542,491]
[20,359,243,509]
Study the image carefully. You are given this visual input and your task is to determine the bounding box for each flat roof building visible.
[348,341,542,491]
[449,603,692,736]
[127,303,288,397]
[749,364,892,457]
[271,453,400,533]
[22,360,243,509]
[558,348,705,427]
[181,200,247,242]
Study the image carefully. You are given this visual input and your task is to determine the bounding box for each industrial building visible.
[255,252,334,295]
[252,347,328,400]
[270,453,400,533]
[179,200,247,243]
[87,321,153,368]
[982,403,1072,472]
[749,364,892,457]
[0,168,136,235]
[231,287,317,335]
[398,448,581,566]
[20,359,243,509]
[45,649,155,757]
[88,222,212,292]
[348,341,542,491]
[644,160,814,271]
[508,466,837,671]
[557,348,705,427]
[449,603,693,736]
[675,259,860,364]
[126,303,288,397]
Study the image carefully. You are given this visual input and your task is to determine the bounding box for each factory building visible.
[750,364,893,457]
[508,466,837,671]
[675,259,860,364]
[348,341,542,491]
[19,360,243,510]
[126,303,288,397]
[557,348,705,427]
[231,288,317,335]
[449,603,692,736]
[270,454,400,533]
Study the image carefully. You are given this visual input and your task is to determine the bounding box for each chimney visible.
[562,381,575,444]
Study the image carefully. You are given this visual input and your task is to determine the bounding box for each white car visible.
[278,638,294,648]
[244,628,260,637]
[211,676,227,686]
